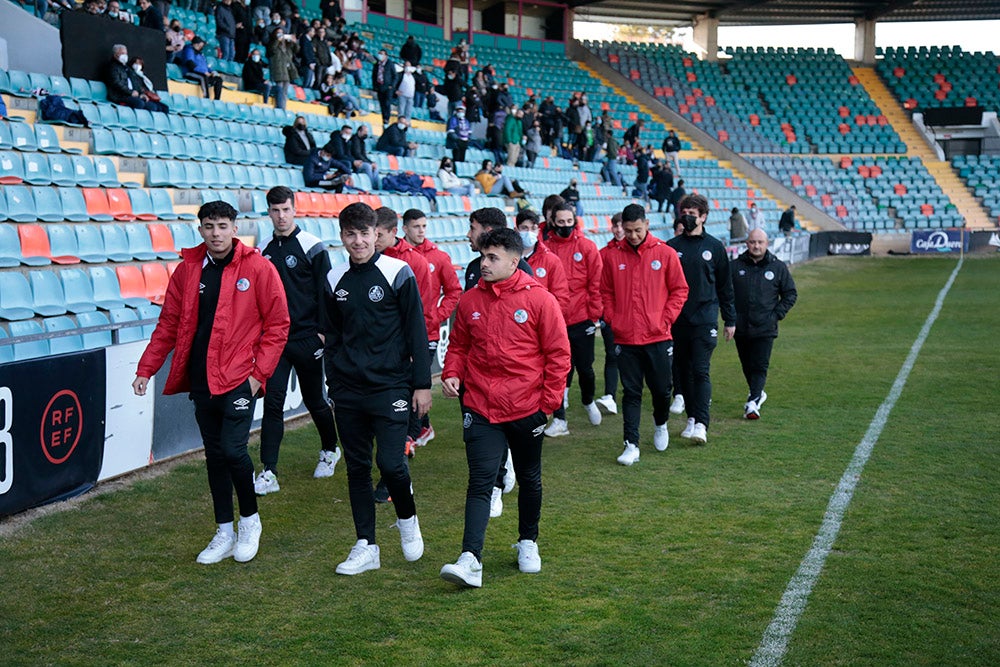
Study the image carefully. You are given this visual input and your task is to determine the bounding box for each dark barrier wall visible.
[810,231,873,257]
[61,11,168,92]
[0,351,107,516]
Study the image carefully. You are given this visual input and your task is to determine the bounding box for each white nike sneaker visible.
[313,447,342,479]
[617,442,640,466]
[440,552,483,588]
[595,394,618,414]
[653,423,669,451]
[513,539,541,573]
[681,417,696,439]
[690,422,707,444]
[234,514,262,563]
[669,394,685,415]
[757,391,767,408]
[254,469,280,496]
[489,486,503,518]
[544,418,569,438]
[562,387,569,409]
[584,402,602,426]
[336,539,381,575]
[395,515,424,562]
[744,399,759,420]
[196,528,235,564]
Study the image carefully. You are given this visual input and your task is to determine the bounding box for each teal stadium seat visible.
[0,224,21,266]
[8,320,49,361]
[45,316,85,355]
[101,225,133,262]
[60,267,99,312]
[74,224,108,263]
[75,310,113,348]
[0,272,35,320]
[30,270,68,316]
[89,266,126,309]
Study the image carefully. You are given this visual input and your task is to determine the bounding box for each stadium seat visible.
[29,270,68,316]
[32,186,65,222]
[75,310,113,348]
[45,316,85,355]
[48,153,77,187]
[73,224,108,263]
[0,326,11,365]
[59,267,98,313]
[70,155,101,187]
[22,152,52,186]
[4,185,37,222]
[141,263,170,304]
[125,224,158,261]
[90,266,127,309]
[0,150,25,184]
[109,307,146,343]
[151,189,192,220]
[100,224,133,262]
[136,303,161,339]
[147,224,179,259]
[17,224,54,266]
[0,272,35,320]
[168,222,197,249]
[0,223,21,266]
[8,320,49,361]
[35,125,80,154]
[94,156,132,187]
[9,122,37,151]
[47,224,84,263]
[106,188,137,221]
[115,265,151,307]
[48,75,72,99]
[128,189,159,221]
[82,188,114,221]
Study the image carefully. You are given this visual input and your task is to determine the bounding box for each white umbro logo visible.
[335,288,349,301]
[472,311,481,320]
[532,424,546,436]
[392,399,408,412]
[233,397,251,410]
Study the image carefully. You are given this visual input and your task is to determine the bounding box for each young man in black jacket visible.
[324,202,430,576]
[282,115,316,166]
[666,194,736,445]
[256,187,341,495]
[731,229,797,419]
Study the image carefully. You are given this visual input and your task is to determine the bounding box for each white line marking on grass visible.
[749,257,964,667]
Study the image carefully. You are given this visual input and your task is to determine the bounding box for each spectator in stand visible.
[242,48,272,104]
[312,27,333,87]
[668,179,686,215]
[303,143,347,190]
[128,57,169,113]
[779,206,797,236]
[79,0,102,15]
[166,19,186,63]
[319,73,353,116]
[396,61,417,121]
[441,68,465,119]
[320,0,341,23]
[372,49,399,127]
[577,94,592,150]
[524,119,542,168]
[299,25,317,88]
[232,0,251,63]
[624,118,644,148]
[156,0,171,22]
[560,179,582,217]
[349,124,378,184]
[267,28,298,110]
[475,160,524,198]
[503,107,523,167]
[105,0,133,23]
[413,66,430,112]
[446,103,472,163]
[262,11,284,43]
[566,97,581,151]
[137,0,164,31]
[399,35,422,67]
[633,145,651,201]
[282,115,315,166]
[730,207,748,242]
[325,125,355,175]
[602,130,624,191]
[179,37,223,100]
[334,124,377,183]
[662,129,682,176]
[747,201,765,231]
[375,116,417,157]
[341,43,364,87]
[438,157,476,197]
[251,0,271,23]
[575,120,596,162]
[107,45,161,111]
[650,161,674,213]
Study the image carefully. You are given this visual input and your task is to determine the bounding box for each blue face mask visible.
[519,230,536,249]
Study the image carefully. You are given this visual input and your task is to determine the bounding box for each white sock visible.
[219,522,235,538]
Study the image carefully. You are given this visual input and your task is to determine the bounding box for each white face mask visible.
[397,123,406,131]
[519,230,537,249]
[109,10,118,17]
[342,133,351,141]
[251,55,261,63]
[117,54,129,65]
[456,112,465,119]
[378,53,387,62]
[132,64,142,73]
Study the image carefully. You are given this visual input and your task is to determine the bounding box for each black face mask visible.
[554,224,574,238]
[679,214,699,233]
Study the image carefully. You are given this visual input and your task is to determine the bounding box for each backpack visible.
[39,95,88,126]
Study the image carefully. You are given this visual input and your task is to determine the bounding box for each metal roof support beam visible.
[854,17,876,64]
[693,12,720,61]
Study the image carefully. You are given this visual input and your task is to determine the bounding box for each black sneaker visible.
[374,479,391,504]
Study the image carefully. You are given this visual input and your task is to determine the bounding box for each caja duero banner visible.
[911,229,969,254]
[0,351,107,516]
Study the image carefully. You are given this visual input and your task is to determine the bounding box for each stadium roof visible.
[569,0,1000,26]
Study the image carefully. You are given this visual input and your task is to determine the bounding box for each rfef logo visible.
[39,389,83,465]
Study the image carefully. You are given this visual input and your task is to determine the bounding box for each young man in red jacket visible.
[440,227,570,588]
[515,209,570,316]
[132,201,290,563]
[601,203,688,466]
[543,202,604,436]
[401,207,462,446]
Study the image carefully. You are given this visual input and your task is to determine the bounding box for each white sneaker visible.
[416,424,435,446]
[489,486,503,518]
[544,418,569,438]
[254,469,280,496]
[757,391,767,408]
[617,442,640,466]
[681,417,696,439]
[440,551,483,588]
[395,515,424,562]
[196,528,235,564]
[670,394,686,415]
[313,447,342,479]
[513,539,541,573]
[584,402,602,426]
[502,449,516,493]
[654,423,669,451]
[690,422,707,444]
[562,387,569,409]
[595,394,618,415]
[744,399,759,420]
[336,539,381,575]
[234,515,262,563]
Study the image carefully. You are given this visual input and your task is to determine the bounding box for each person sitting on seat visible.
[107,45,161,112]
[303,143,348,191]
[128,57,170,114]
[282,115,316,166]
[178,36,224,100]
[375,116,418,157]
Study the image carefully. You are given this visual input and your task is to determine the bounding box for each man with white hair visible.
[731,229,798,420]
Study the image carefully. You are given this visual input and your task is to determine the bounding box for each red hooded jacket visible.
[543,226,603,326]
[524,239,571,322]
[384,237,437,338]
[600,232,689,345]
[443,270,571,423]
[137,240,290,395]
[411,237,462,342]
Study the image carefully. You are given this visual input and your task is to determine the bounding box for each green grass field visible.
[2,255,998,666]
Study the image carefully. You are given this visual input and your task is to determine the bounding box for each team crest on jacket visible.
[513,309,528,324]
[618,263,626,270]
[702,250,713,261]
[738,269,746,276]
[463,413,472,429]
[368,285,384,302]
[285,255,298,268]
[764,270,775,280]
[236,278,250,292]
[428,262,435,272]
[573,252,583,262]
[651,260,662,270]
[535,267,547,278]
